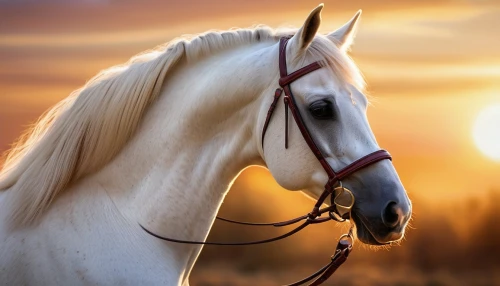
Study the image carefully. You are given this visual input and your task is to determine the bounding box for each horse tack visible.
[259,36,391,285]
[141,37,392,286]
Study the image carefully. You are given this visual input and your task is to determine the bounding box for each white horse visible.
[0,5,411,285]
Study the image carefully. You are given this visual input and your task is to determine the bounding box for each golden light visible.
[473,104,500,162]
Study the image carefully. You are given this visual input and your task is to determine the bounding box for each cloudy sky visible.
[2,0,498,195]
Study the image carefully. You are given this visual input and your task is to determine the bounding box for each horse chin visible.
[350,211,388,246]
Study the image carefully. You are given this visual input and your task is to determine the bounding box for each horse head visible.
[261,5,412,245]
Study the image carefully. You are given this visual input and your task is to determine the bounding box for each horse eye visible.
[309,100,334,119]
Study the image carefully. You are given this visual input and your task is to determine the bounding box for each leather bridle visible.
[140,37,393,286]
[262,37,392,219]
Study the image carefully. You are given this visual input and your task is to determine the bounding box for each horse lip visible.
[351,211,390,246]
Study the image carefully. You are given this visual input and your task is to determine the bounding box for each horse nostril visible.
[382,201,401,228]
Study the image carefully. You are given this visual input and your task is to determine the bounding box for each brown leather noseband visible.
[140,37,393,286]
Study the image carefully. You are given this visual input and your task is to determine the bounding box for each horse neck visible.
[90,41,278,278]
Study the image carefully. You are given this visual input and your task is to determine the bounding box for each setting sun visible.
[473,104,500,161]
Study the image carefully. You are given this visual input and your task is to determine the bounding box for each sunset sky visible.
[1,0,499,285]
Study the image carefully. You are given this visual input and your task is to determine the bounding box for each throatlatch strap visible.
[261,88,283,148]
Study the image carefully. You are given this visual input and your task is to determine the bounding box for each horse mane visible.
[0,26,364,226]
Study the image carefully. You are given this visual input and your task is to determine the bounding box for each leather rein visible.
[140,37,392,286]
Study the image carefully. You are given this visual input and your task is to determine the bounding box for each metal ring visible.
[332,182,355,222]
[333,184,355,211]
[339,233,352,241]
[339,232,354,246]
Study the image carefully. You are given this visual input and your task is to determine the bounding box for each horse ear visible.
[288,4,323,55]
[327,10,362,52]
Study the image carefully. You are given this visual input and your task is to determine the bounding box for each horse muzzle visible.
[351,200,411,245]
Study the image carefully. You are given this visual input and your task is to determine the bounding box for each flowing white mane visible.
[0,26,364,226]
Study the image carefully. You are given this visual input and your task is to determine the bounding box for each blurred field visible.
[190,168,500,286]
